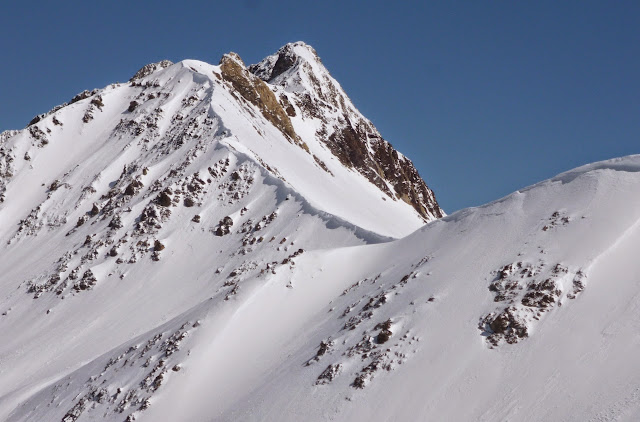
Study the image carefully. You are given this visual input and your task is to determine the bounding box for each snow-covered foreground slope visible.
[6,148,640,421]
[147,156,640,422]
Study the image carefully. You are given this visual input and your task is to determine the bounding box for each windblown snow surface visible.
[1,43,640,422]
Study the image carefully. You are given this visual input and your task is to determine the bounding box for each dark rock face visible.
[215,216,234,236]
[269,50,298,80]
[130,60,173,82]
[89,203,100,216]
[480,261,586,347]
[156,190,172,207]
[249,43,444,221]
[249,42,320,81]
[219,53,308,152]
[375,319,393,344]
[488,307,528,341]
[124,180,143,196]
[325,121,443,219]
[69,90,98,105]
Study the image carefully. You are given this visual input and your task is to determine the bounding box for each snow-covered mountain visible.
[248,43,443,222]
[1,42,640,422]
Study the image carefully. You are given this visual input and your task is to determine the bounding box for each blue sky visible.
[1,1,638,212]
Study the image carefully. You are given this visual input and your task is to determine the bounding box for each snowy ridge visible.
[218,141,395,245]
[201,155,640,422]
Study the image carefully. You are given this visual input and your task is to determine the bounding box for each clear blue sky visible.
[1,1,638,213]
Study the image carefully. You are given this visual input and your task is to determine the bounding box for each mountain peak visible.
[249,42,445,221]
[219,51,245,67]
[249,41,321,83]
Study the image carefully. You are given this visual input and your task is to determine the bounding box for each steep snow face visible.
[0,44,442,422]
[249,42,444,222]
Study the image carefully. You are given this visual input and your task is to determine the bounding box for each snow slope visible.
[0,43,440,422]
[141,155,640,422]
[1,43,640,422]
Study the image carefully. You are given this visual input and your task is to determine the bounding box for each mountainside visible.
[0,42,440,422]
[1,43,640,422]
[248,43,443,221]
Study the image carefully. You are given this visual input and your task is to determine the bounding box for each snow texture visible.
[1,43,640,422]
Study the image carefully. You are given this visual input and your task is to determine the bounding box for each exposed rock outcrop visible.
[219,53,308,151]
[130,60,174,82]
[249,42,443,220]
